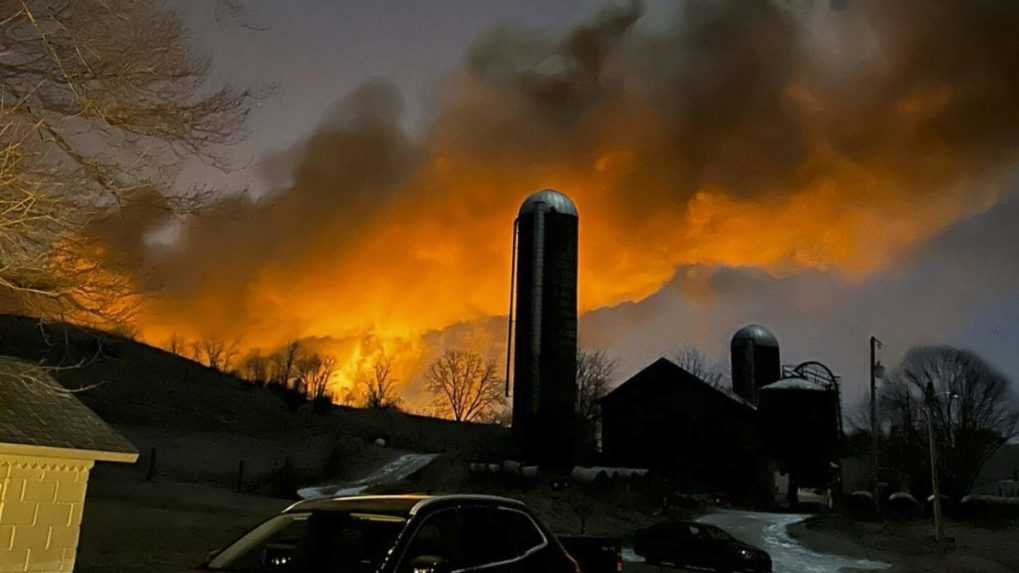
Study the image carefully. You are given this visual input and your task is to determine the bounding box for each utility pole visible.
[926,382,944,541]
[870,336,882,514]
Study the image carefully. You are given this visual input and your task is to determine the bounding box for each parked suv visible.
[200,494,580,573]
[634,520,771,573]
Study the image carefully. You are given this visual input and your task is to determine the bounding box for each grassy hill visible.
[0,314,511,489]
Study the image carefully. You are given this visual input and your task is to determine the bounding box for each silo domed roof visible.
[760,377,826,392]
[731,324,779,348]
[519,189,578,217]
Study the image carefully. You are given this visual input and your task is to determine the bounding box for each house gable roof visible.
[0,357,137,462]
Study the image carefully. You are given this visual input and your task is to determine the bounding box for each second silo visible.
[730,324,781,405]
[509,189,578,465]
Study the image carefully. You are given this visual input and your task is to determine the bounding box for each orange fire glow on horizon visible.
[101,0,1016,409]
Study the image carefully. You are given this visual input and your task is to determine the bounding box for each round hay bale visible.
[847,490,876,517]
[887,492,921,519]
[570,467,598,483]
[502,460,522,474]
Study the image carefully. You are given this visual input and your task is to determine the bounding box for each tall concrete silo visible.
[506,189,578,466]
[730,324,781,405]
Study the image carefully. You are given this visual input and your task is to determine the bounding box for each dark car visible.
[633,521,771,573]
[200,494,580,573]
[559,535,623,573]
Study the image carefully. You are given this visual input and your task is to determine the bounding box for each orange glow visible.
[117,0,1017,408]
[129,141,995,407]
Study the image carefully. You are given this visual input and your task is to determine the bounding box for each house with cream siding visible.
[0,358,137,572]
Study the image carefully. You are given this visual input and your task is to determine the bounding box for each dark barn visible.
[599,358,770,501]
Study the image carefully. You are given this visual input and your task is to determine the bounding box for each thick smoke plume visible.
[104,0,1019,400]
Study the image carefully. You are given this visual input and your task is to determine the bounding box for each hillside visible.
[0,315,510,489]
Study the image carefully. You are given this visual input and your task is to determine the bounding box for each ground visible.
[76,457,1018,573]
[76,453,677,573]
[77,479,289,573]
[787,514,1019,573]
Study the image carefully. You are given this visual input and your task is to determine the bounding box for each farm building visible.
[0,357,137,572]
[599,325,843,505]
[599,357,772,501]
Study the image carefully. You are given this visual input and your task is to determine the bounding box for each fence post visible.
[237,460,245,493]
[145,447,157,482]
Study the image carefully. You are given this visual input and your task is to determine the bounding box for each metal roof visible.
[760,377,827,392]
[731,324,779,348]
[518,189,578,217]
[0,357,137,461]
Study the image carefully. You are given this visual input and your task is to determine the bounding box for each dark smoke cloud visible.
[93,1,1019,402]
[581,191,1019,409]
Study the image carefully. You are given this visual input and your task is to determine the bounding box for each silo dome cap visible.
[519,189,578,217]
[760,377,825,392]
[731,324,779,347]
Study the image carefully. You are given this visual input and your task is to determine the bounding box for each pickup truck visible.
[559,535,624,573]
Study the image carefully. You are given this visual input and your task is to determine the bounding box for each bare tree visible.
[195,337,239,371]
[270,341,302,392]
[576,349,616,422]
[296,353,338,402]
[887,346,1019,498]
[0,1,252,325]
[673,345,727,388]
[425,350,505,422]
[242,351,269,384]
[356,350,402,410]
[165,333,184,356]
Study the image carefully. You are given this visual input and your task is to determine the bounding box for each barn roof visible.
[601,357,756,412]
[0,357,137,462]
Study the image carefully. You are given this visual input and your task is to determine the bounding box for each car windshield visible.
[208,511,407,572]
[699,526,732,542]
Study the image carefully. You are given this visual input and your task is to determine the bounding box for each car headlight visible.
[739,549,753,559]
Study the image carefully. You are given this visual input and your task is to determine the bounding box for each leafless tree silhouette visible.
[270,341,302,392]
[0,0,253,325]
[884,346,1019,498]
[297,353,338,402]
[425,350,504,422]
[673,345,727,388]
[195,337,239,371]
[576,349,616,422]
[242,351,269,384]
[356,350,401,410]
[165,333,184,356]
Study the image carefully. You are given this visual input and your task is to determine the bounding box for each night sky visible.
[132,1,1019,412]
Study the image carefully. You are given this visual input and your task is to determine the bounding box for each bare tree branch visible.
[673,345,727,388]
[355,347,401,410]
[425,349,504,422]
[0,0,254,327]
[882,345,1019,498]
[576,348,615,422]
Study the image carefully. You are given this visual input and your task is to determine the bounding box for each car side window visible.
[399,509,467,572]
[468,507,546,564]
[460,508,524,567]
[500,508,545,557]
